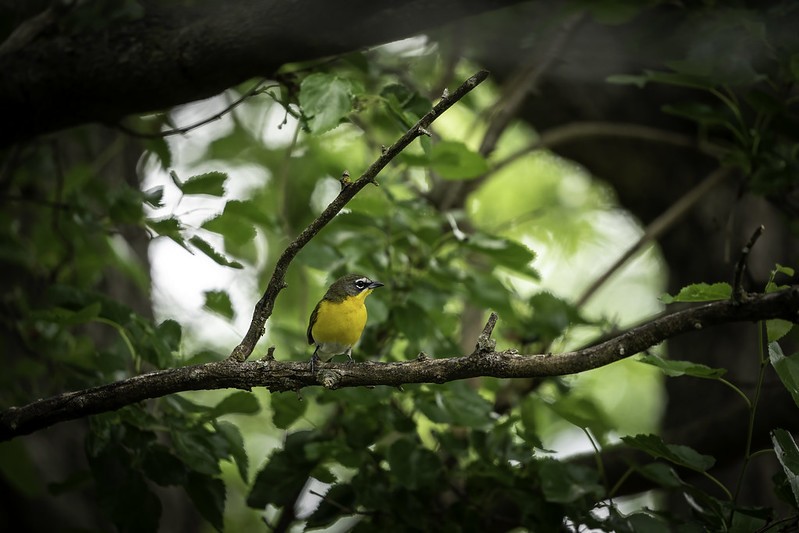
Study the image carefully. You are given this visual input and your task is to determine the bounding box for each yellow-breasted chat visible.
[307,273,383,371]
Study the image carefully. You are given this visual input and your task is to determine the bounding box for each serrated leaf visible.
[638,353,726,379]
[538,458,603,503]
[271,392,307,430]
[201,212,257,247]
[142,444,188,486]
[248,447,316,508]
[465,233,538,278]
[188,236,243,269]
[180,171,227,197]
[428,141,489,180]
[143,186,165,208]
[215,421,248,482]
[299,73,353,133]
[206,391,260,419]
[146,216,183,240]
[30,302,101,326]
[386,438,443,490]
[185,471,226,532]
[769,342,799,408]
[305,484,356,528]
[171,428,222,476]
[545,394,613,440]
[203,290,235,320]
[772,428,799,507]
[768,319,793,343]
[660,282,731,303]
[622,434,715,472]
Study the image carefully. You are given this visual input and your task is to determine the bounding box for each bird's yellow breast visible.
[311,291,371,346]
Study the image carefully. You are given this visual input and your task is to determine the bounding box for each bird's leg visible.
[345,347,354,365]
[310,347,321,374]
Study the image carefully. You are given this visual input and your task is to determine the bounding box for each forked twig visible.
[228,70,490,362]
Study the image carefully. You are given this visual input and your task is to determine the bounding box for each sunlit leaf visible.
[180,171,227,197]
[428,141,489,180]
[203,290,235,320]
[769,342,799,408]
[188,236,243,269]
[299,73,353,133]
[638,353,726,379]
[660,282,731,303]
[771,429,799,507]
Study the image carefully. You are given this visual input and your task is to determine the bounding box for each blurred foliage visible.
[0,1,798,532]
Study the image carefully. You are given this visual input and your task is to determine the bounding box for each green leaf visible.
[201,212,257,248]
[299,73,353,133]
[171,428,223,476]
[771,429,799,507]
[271,392,307,430]
[386,438,443,490]
[203,290,235,320]
[179,171,227,197]
[622,434,715,472]
[188,236,243,269]
[214,421,249,482]
[142,444,188,486]
[248,442,317,508]
[768,319,793,343]
[769,342,799,408]
[306,484,356,528]
[545,394,613,440]
[29,302,101,326]
[206,391,260,419]
[538,458,603,503]
[662,102,731,127]
[606,74,649,88]
[660,282,731,304]
[465,233,538,278]
[638,353,726,379]
[417,383,494,428]
[147,216,184,241]
[607,70,715,90]
[428,141,489,180]
[185,471,226,532]
[143,186,165,208]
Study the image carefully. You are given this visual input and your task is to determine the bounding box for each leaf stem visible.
[730,321,769,521]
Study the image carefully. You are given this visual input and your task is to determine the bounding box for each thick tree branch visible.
[2,287,797,441]
[228,69,490,362]
[0,0,521,147]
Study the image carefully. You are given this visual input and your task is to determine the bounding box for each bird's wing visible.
[307,301,321,345]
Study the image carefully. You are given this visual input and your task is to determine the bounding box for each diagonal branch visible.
[2,287,797,441]
[229,69,491,361]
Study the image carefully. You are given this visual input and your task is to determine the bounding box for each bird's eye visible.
[355,279,367,290]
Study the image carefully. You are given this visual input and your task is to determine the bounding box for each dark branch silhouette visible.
[2,287,797,441]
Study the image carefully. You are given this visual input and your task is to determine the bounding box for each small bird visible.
[307,273,384,371]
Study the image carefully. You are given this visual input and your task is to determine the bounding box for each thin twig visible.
[479,12,584,158]
[117,78,273,139]
[492,121,721,174]
[732,225,765,302]
[228,70,491,363]
[576,166,733,307]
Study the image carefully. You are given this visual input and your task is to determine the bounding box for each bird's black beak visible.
[369,280,384,289]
